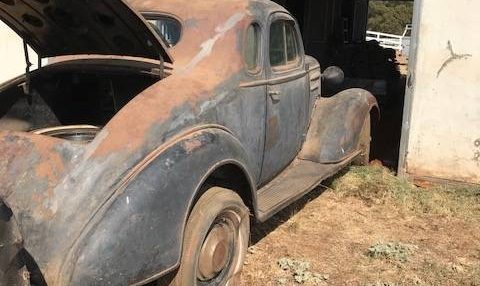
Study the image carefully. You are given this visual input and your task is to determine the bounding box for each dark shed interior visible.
[274,0,412,168]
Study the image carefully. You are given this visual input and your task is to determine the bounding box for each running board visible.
[256,152,359,222]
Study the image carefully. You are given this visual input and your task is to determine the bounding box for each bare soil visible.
[241,167,480,286]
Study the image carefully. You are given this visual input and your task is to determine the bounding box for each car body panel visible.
[0,1,267,281]
[66,128,256,285]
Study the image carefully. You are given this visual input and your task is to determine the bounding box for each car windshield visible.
[144,15,182,47]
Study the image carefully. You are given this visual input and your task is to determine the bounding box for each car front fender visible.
[64,127,257,285]
[300,88,379,164]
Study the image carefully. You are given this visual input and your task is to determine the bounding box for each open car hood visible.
[0,0,172,63]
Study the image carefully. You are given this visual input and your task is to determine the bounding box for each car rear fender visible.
[64,127,257,285]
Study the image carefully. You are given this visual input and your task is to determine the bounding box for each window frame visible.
[141,12,183,48]
[268,14,304,74]
[243,22,263,75]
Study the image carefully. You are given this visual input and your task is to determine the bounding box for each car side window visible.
[269,21,285,67]
[269,19,300,69]
[285,22,299,62]
[245,23,261,72]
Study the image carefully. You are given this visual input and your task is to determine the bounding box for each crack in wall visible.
[437,41,472,78]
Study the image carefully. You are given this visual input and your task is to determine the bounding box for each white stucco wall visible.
[0,21,38,83]
[401,0,480,184]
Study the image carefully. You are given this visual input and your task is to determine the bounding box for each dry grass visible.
[330,165,480,220]
[242,166,480,286]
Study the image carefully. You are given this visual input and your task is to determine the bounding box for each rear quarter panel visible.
[67,128,256,285]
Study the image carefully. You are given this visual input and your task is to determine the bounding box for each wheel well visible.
[197,163,255,214]
[370,106,381,139]
[370,105,381,124]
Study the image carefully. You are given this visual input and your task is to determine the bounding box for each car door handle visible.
[268,90,281,102]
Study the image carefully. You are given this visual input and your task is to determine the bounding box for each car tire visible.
[353,114,371,166]
[171,187,250,286]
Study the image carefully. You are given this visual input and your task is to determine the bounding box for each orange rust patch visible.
[0,134,28,197]
[90,75,207,157]
[90,0,249,158]
[0,132,69,205]
[183,138,204,153]
[35,146,65,184]
[90,21,246,157]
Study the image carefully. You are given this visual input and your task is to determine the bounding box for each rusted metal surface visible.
[0,0,377,284]
[197,217,232,280]
[300,88,379,164]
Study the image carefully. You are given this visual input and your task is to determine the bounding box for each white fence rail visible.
[366,25,412,56]
[366,31,404,50]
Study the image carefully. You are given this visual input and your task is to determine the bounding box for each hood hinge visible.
[22,41,33,103]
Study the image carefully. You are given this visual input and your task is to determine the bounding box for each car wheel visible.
[353,114,371,166]
[171,187,250,286]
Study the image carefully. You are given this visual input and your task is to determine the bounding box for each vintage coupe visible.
[0,0,378,285]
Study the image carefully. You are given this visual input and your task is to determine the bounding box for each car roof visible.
[127,0,290,67]
[128,0,288,24]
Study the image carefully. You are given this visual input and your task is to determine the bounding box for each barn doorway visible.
[274,0,414,169]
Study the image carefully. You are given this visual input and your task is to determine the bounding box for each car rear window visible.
[144,15,182,47]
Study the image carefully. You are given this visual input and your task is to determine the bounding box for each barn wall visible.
[400,0,480,184]
[0,21,38,83]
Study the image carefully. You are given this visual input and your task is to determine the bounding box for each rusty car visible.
[0,0,378,285]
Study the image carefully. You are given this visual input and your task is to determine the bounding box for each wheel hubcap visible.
[197,221,233,281]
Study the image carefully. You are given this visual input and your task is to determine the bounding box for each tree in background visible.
[368,1,414,35]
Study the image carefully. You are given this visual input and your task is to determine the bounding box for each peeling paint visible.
[180,12,245,73]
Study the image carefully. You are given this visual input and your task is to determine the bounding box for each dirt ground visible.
[241,166,480,286]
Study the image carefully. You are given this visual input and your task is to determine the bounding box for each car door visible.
[260,13,310,183]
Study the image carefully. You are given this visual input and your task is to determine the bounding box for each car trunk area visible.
[0,61,161,142]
